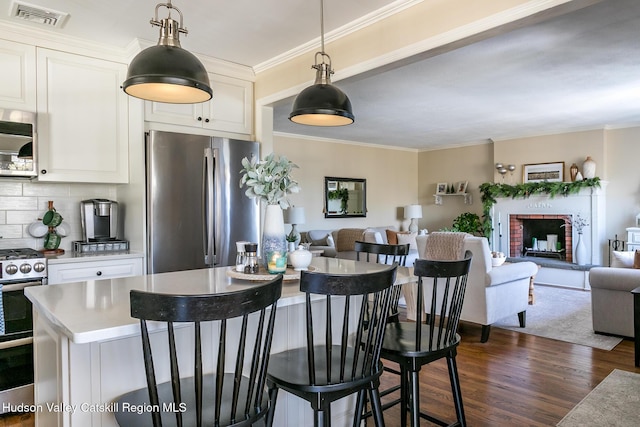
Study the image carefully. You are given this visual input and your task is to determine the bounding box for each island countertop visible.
[26,257,414,345]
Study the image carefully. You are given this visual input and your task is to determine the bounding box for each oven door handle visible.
[1,281,42,292]
[0,336,33,350]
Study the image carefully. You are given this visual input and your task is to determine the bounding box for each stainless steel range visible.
[0,248,47,413]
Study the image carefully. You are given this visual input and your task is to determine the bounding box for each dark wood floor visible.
[1,322,636,426]
[378,321,639,426]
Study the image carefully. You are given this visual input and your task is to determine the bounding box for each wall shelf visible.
[434,193,472,205]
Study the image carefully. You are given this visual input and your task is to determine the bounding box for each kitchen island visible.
[25,257,415,427]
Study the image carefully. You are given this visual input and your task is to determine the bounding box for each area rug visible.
[493,285,622,350]
[557,369,640,426]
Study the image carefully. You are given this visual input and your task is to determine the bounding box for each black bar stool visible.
[114,275,283,427]
[265,264,398,427]
[379,252,472,427]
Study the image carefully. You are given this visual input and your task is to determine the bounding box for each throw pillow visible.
[363,229,384,244]
[634,250,640,269]
[386,229,398,245]
[397,231,418,251]
[326,234,335,247]
[611,250,634,268]
[336,228,365,252]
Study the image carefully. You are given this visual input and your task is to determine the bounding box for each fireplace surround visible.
[490,182,607,265]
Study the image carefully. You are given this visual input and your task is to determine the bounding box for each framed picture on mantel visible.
[523,162,564,183]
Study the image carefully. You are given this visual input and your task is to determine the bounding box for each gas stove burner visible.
[0,248,42,261]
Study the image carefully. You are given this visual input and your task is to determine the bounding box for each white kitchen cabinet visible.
[36,48,129,183]
[145,73,253,135]
[47,256,143,285]
[0,38,36,111]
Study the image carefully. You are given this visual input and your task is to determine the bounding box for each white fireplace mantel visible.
[492,183,607,266]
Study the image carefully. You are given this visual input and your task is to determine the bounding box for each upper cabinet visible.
[36,48,129,183]
[145,73,253,135]
[0,39,36,112]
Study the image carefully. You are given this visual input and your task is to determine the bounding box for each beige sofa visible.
[301,226,420,266]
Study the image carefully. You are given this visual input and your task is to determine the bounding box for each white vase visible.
[262,204,287,270]
[582,156,596,179]
[575,233,587,266]
[289,246,312,271]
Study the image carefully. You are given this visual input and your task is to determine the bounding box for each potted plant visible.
[239,153,300,270]
[328,188,349,214]
[451,212,483,235]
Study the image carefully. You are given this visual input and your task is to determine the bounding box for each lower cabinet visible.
[47,256,143,285]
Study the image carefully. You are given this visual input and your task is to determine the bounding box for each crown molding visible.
[253,0,423,74]
[273,131,419,153]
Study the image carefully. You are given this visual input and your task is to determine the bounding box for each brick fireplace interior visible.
[509,214,573,262]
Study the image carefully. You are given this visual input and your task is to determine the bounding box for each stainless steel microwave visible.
[0,110,37,178]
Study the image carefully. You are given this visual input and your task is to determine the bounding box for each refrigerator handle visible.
[203,147,215,265]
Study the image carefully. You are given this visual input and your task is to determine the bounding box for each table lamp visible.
[404,204,423,233]
[284,206,306,246]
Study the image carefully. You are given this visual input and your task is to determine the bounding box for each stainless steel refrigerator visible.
[146,130,260,274]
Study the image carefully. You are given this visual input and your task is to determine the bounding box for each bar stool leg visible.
[633,287,640,367]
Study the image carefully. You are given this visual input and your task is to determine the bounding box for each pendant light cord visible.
[320,0,325,54]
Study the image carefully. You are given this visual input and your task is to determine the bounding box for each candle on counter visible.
[267,251,287,273]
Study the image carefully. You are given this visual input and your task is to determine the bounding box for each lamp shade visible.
[289,83,354,126]
[123,45,212,104]
[404,204,423,220]
[284,207,306,225]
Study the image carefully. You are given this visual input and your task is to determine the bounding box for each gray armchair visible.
[589,266,639,338]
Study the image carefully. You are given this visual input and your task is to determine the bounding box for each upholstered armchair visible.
[413,234,538,342]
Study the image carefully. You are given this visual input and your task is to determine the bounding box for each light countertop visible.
[45,250,144,265]
[26,257,414,345]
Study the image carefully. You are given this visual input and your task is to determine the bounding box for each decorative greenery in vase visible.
[564,213,589,234]
[239,153,300,208]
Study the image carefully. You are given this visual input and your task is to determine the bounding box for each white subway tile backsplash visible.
[0,196,38,210]
[0,182,23,196]
[7,210,40,224]
[23,182,71,197]
[0,182,117,251]
[0,224,23,239]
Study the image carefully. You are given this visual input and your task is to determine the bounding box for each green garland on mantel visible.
[478,177,601,238]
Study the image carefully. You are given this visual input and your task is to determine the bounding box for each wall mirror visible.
[324,177,366,218]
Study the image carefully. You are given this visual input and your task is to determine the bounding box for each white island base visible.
[27,259,415,426]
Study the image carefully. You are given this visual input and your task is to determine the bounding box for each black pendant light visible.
[122,1,212,104]
[289,0,354,126]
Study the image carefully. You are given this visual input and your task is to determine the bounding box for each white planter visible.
[575,233,587,266]
[262,204,287,269]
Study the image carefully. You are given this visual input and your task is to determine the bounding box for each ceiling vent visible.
[9,1,69,28]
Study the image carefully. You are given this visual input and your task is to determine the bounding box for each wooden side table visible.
[632,286,640,367]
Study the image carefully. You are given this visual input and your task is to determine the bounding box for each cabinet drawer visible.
[48,258,143,284]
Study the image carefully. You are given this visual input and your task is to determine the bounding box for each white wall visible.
[274,134,419,232]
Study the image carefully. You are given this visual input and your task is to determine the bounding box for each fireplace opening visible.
[509,214,572,262]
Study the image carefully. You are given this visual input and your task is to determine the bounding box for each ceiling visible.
[3,0,639,150]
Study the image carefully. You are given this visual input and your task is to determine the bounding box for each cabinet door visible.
[36,48,129,183]
[47,257,143,284]
[144,99,202,127]
[0,39,36,111]
[205,73,253,134]
[144,73,253,135]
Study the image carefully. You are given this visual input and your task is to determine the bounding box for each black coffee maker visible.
[80,199,119,242]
